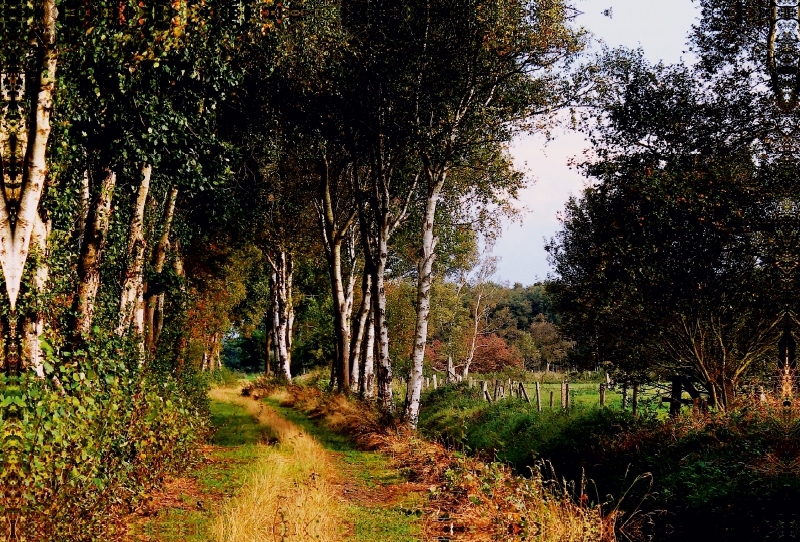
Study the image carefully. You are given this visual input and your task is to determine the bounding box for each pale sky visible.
[494,0,701,284]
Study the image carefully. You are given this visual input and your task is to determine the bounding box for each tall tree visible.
[548,53,777,408]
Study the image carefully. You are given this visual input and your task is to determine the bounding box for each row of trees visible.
[193,0,585,426]
[0,0,583,439]
[225,275,571,380]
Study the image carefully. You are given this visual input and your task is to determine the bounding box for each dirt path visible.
[129,386,423,541]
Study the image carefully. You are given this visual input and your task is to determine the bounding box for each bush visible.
[1,335,207,540]
[208,366,247,387]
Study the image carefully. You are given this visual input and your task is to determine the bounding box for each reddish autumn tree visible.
[465,333,522,373]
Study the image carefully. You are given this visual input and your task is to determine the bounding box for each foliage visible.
[547,51,776,406]
[0,335,206,540]
[291,292,336,372]
[418,381,800,540]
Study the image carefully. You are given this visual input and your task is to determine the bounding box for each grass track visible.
[129,386,422,541]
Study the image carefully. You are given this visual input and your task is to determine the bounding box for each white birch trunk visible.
[145,186,178,351]
[360,304,376,398]
[24,214,49,377]
[349,272,372,391]
[462,290,486,378]
[73,168,117,336]
[404,173,445,426]
[328,241,351,389]
[316,156,359,393]
[117,164,152,335]
[76,168,90,247]
[371,226,394,410]
[0,0,57,311]
[268,252,294,381]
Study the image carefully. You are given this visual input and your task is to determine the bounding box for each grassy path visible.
[130,386,422,541]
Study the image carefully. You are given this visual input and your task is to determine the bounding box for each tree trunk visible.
[317,155,359,393]
[23,214,49,376]
[371,231,394,410]
[286,286,295,370]
[117,164,152,335]
[356,161,418,408]
[144,186,178,352]
[171,239,187,371]
[461,291,484,378]
[0,0,57,312]
[328,241,351,391]
[213,332,223,369]
[204,333,220,372]
[76,168,90,248]
[268,252,294,381]
[264,312,272,376]
[349,272,372,392]
[670,377,682,417]
[405,174,445,426]
[360,304,376,398]
[72,167,117,337]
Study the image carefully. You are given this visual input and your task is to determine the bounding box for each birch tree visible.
[0,0,57,322]
[118,165,152,336]
[369,0,584,426]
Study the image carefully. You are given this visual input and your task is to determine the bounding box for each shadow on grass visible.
[210,399,275,446]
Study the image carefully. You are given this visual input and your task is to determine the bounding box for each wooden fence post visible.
[565,382,570,411]
[535,382,542,411]
[560,381,566,410]
[433,374,438,390]
[520,382,531,405]
[599,383,606,407]
[549,390,554,408]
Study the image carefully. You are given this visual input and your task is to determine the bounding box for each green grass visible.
[131,398,267,541]
[264,398,423,541]
[210,399,275,446]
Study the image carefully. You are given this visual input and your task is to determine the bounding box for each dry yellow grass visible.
[274,384,611,542]
[209,388,345,542]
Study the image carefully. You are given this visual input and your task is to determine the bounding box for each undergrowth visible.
[251,380,610,541]
[418,383,800,540]
[0,334,208,541]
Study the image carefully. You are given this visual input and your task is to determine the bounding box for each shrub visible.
[208,366,247,387]
[0,336,207,540]
[419,387,800,539]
